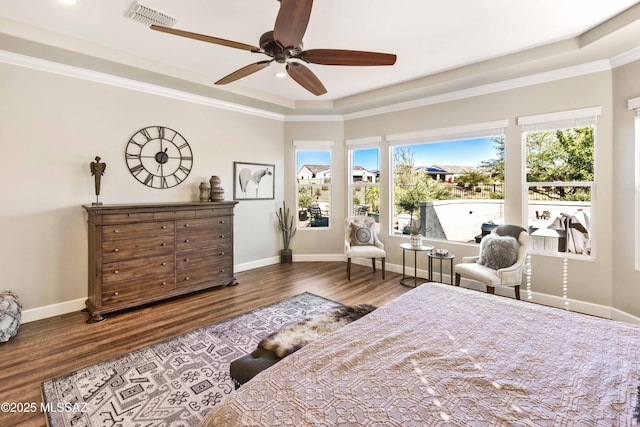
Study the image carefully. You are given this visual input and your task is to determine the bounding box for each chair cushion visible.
[477,233,518,270]
[350,222,374,246]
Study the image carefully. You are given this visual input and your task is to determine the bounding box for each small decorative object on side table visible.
[400,242,434,287]
[427,249,455,285]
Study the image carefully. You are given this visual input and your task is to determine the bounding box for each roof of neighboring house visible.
[298,164,330,175]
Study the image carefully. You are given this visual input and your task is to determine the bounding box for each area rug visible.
[41,292,341,427]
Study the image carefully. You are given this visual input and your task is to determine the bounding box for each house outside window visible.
[387,121,508,243]
[347,138,381,232]
[294,141,333,229]
[518,107,600,258]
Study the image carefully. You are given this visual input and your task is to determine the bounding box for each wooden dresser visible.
[82,201,238,323]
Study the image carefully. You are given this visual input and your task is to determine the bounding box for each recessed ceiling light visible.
[57,0,79,6]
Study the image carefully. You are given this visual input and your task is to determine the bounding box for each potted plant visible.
[276,201,296,263]
[407,219,423,246]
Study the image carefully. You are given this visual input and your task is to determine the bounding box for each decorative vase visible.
[198,182,210,202]
[209,175,224,201]
[280,249,293,264]
[410,234,422,247]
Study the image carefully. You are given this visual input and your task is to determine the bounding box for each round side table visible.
[427,250,455,285]
[400,243,434,287]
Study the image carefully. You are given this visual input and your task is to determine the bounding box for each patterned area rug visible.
[41,292,341,427]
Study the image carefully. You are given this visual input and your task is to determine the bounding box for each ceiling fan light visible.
[274,71,287,79]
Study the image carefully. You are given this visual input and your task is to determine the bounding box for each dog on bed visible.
[258,304,376,358]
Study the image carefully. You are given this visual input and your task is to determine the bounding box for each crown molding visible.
[343,60,612,121]
[0,49,286,121]
[2,46,637,123]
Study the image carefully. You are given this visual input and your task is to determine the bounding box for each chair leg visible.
[347,258,351,280]
[371,258,376,273]
[381,258,385,279]
[486,286,495,295]
[455,273,461,286]
[514,285,521,300]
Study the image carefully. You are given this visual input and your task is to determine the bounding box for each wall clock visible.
[125,126,193,189]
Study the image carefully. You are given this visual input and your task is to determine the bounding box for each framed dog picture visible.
[233,162,275,200]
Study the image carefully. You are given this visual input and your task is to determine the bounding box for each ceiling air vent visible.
[126,2,179,27]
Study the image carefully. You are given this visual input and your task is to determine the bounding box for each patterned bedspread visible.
[200,283,640,426]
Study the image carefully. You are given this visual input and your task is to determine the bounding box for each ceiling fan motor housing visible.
[259,31,302,63]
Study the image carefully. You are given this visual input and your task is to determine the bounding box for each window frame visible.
[518,107,600,259]
[294,140,334,230]
[347,137,381,224]
[628,97,640,271]
[386,120,508,243]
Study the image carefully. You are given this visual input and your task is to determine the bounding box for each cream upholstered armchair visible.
[454,224,528,299]
[345,216,386,280]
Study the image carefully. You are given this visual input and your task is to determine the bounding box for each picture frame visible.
[233,162,275,200]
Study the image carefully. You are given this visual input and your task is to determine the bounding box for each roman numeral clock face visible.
[125,126,193,189]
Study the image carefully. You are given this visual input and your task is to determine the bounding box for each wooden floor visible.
[0,262,409,427]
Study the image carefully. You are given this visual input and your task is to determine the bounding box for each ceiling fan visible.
[150,0,397,96]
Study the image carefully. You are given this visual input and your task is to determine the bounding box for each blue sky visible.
[297,137,499,171]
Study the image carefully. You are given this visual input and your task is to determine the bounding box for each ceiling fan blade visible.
[274,0,313,49]
[286,62,326,96]
[150,25,259,51]
[215,61,272,85]
[300,49,397,66]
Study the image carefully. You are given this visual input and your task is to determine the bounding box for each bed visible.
[200,282,640,426]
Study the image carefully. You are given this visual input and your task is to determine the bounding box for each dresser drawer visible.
[102,254,175,284]
[102,221,175,241]
[101,276,175,307]
[100,212,154,224]
[102,235,174,263]
[154,210,196,220]
[176,245,233,270]
[176,259,233,289]
[176,231,231,251]
[195,207,234,218]
[176,216,232,233]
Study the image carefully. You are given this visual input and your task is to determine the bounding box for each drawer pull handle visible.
[220,269,225,273]
[220,234,224,238]
[162,282,167,286]
[185,258,190,262]
[220,252,225,255]
[185,239,190,243]
[185,224,190,227]
[162,225,167,229]
[114,270,119,274]
[114,248,119,252]
[185,277,190,281]
[161,262,166,266]
[114,229,119,233]
[114,291,119,296]
[162,243,167,246]
[220,220,225,224]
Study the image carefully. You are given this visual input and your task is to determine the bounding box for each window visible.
[387,121,507,243]
[628,97,640,270]
[295,141,333,228]
[347,138,381,232]
[518,107,600,257]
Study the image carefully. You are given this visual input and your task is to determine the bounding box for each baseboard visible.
[22,298,86,324]
[21,258,640,325]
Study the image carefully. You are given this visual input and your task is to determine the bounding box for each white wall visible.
[612,59,640,318]
[0,62,284,319]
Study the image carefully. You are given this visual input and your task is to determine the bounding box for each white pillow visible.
[477,233,518,270]
[350,222,374,246]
